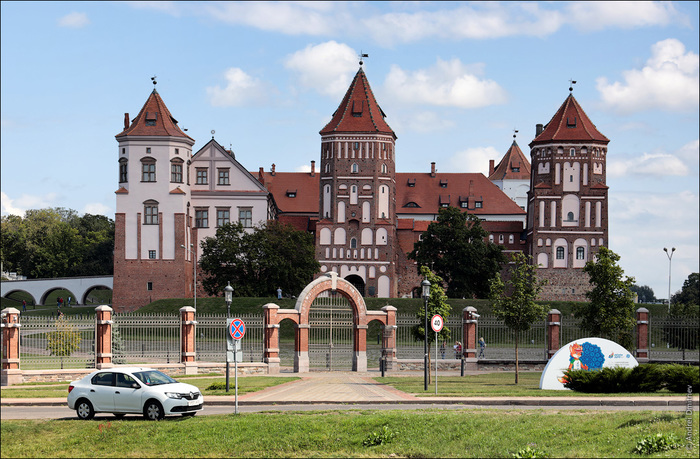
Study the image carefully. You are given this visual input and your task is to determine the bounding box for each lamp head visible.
[224,282,233,304]
[421,279,431,298]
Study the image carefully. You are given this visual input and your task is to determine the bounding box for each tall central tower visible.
[316,66,398,297]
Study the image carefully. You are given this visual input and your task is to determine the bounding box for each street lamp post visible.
[663,247,675,314]
[181,244,197,311]
[421,279,431,391]
[224,282,233,392]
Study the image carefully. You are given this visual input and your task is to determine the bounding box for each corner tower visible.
[526,90,609,301]
[317,66,397,297]
[113,83,196,311]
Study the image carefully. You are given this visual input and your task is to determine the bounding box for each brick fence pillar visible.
[462,307,478,359]
[636,307,650,362]
[295,324,310,373]
[547,309,561,359]
[263,304,281,374]
[180,306,198,374]
[95,306,113,369]
[381,305,397,370]
[1,308,22,385]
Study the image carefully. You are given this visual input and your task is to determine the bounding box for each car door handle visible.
[115,391,120,394]
[90,389,95,392]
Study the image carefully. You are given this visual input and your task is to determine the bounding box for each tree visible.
[671,272,699,309]
[630,284,655,304]
[199,221,320,297]
[574,247,636,351]
[489,253,548,384]
[412,266,452,384]
[664,273,699,351]
[46,315,82,369]
[409,206,506,298]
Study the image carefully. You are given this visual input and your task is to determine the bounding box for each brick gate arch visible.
[262,272,397,373]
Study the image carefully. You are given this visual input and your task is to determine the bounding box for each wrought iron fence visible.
[112,313,179,365]
[476,315,547,360]
[395,313,463,359]
[19,315,95,370]
[196,314,263,363]
[648,316,699,361]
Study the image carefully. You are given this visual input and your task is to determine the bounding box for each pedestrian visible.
[277,287,282,300]
[22,300,27,312]
[478,337,486,358]
[440,341,446,359]
[67,296,71,307]
[454,341,462,359]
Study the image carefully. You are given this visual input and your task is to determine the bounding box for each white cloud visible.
[447,146,500,175]
[675,139,700,167]
[82,202,111,216]
[57,12,90,28]
[295,164,312,173]
[566,1,686,31]
[0,191,59,217]
[384,58,507,109]
[608,153,689,178]
[394,111,455,134]
[284,41,358,98]
[597,39,699,113]
[206,68,272,107]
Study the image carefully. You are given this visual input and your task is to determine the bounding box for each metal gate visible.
[308,293,354,370]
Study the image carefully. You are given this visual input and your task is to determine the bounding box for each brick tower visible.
[526,89,610,301]
[316,65,398,297]
[112,82,196,311]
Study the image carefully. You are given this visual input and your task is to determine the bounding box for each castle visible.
[112,68,608,311]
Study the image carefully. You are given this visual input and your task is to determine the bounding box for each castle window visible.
[581,147,587,155]
[407,178,416,187]
[218,168,230,185]
[147,282,153,291]
[171,160,183,183]
[381,163,387,174]
[141,159,156,182]
[570,148,575,156]
[461,201,468,208]
[557,147,563,155]
[325,163,330,173]
[217,208,230,227]
[353,142,359,150]
[196,168,208,185]
[489,234,494,243]
[121,148,126,155]
[475,201,483,208]
[556,247,565,259]
[286,190,297,198]
[119,158,128,183]
[238,208,252,228]
[175,148,179,155]
[566,211,575,221]
[195,208,209,228]
[145,112,157,126]
[148,250,156,259]
[566,117,577,128]
[351,163,359,173]
[509,234,514,244]
[440,179,448,188]
[146,147,152,154]
[143,201,159,225]
[498,234,504,243]
[576,247,585,260]
[350,238,357,249]
[512,167,520,172]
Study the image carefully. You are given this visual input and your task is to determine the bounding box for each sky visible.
[1,1,698,300]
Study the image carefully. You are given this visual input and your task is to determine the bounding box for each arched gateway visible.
[262,272,397,373]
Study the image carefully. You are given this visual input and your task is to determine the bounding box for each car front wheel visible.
[143,400,164,421]
[76,399,95,420]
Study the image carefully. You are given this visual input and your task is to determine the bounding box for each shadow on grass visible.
[617,413,681,428]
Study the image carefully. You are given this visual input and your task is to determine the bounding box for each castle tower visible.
[489,134,531,212]
[316,66,398,297]
[112,84,196,311]
[526,90,609,301]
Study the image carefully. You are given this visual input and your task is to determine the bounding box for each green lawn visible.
[0,376,299,399]
[1,409,697,458]
[376,372,690,397]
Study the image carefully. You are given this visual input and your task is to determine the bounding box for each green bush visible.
[362,425,397,447]
[512,444,549,458]
[633,433,681,455]
[661,363,699,393]
[564,363,699,393]
[206,382,227,391]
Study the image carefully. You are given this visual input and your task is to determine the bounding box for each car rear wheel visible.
[76,399,95,420]
[143,400,164,421]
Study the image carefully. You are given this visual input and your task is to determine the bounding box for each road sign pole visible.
[435,330,438,394]
[234,350,239,415]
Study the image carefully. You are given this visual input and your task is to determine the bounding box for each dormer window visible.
[286,190,297,198]
[145,112,157,126]
[439,179,448,188]
[566,116,576,128]
[407,178,416,187]
[403,202,420,208]
[475,201,483,208]
[459,197,468,208]
[512,167,520,172]
[351,101,363,117]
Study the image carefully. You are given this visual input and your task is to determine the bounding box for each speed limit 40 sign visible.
[431,314,444,333]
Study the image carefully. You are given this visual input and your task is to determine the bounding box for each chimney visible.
[430,162,436,177]
[124,113,130,130]
[489,159,495,177]
[536,124,544,136]
[310,160,315,177]
[258,167,265,186]
[271,163,276,176]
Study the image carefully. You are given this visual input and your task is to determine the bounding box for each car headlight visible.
[165,392,182,399]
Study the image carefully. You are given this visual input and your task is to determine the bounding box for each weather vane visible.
[513,128,519,139]
[569,79,577,92]
[151,75,157,86]
[359,51,369,66]
[211,129,215,139]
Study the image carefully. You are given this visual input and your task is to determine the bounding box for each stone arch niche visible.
[262,272,397,374]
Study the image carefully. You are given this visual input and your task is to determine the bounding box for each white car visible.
[67,367,204,420]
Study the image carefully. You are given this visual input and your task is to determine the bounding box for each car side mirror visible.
[132,383,140,389]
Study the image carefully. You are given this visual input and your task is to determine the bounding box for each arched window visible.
[556,247,565,259]
[351,163,359,173]
[119,158,128,183]
[350,237,357,249]
[141,158,156,182]
[381,163,387,174]
[576,247,585,259]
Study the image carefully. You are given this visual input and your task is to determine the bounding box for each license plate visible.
[187,399,200,406]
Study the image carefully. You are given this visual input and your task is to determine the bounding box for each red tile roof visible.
[396,173,525,216]
[489,140,531,181]
[530,94,609,146]
[320,68,395,138]
[115,90,194,141]
[258,172,319,214]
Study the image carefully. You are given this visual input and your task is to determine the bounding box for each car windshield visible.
[132,370,177,386]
